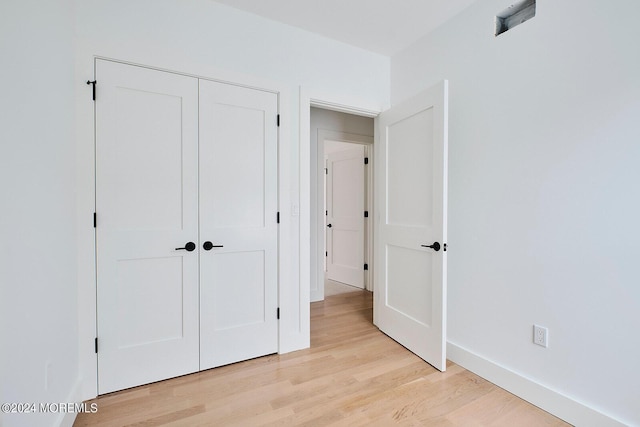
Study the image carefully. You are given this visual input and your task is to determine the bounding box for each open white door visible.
[374,81,448,371]
[326,145,365,288]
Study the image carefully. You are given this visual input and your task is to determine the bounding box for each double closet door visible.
[95,60,278,394]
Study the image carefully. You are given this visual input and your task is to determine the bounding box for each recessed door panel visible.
[116,257,185,348]
[387,108,434,229]
[207,251,266,331]
[200,103,266,229]
[386,245,432,326]
[332,229,360,269]
[107,88,185,230]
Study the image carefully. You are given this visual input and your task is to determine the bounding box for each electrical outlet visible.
[533,325,548,348]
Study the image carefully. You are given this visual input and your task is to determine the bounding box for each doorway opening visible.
[310,107,374,305]
[302,82,449,371]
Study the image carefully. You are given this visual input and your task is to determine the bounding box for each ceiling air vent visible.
[495,0,536,36]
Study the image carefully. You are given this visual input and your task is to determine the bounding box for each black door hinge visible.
[93,212,96,228]
[325,251,328,257]
[444,243,447,251]
[364,157,369,165]
[364,263,369,271]
[277,212,280,223]
[94,338,98,354]
[86,80,96,101]
[325,168,328,175]
[364,211,369,218]
[277,114,280,127]
[325,210,328,216]
[277,307,280,319]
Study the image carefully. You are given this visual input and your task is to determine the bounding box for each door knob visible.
[327,224,332,228]
[421,242,441,252]
[175,242,196,252]
[203,241,224,251]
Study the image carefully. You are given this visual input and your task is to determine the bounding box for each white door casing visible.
[374,80,448,371]
[326,145,365,288]
[95,60,200,394]
[198,79,279,370]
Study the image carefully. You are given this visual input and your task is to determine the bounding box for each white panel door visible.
[375,81,448,371]
[326,145,365,288]
[95,60,200,394]
[198,79,279,370]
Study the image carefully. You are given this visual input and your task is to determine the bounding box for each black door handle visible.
[421,242,441,252]
[175,242,196,252]
[203,241,224,251]
[327,224,332,228]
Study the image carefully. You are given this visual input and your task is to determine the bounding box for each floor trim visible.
[57,377,82,427]
[447,342,627,427]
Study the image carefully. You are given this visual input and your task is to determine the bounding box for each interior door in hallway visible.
[326,145,365,288]
[198,80,279,370]
[95,60,200,394]
[375,81,448,371]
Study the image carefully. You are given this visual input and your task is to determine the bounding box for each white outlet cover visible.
[533,324,548,348]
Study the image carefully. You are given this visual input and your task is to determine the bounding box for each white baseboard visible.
[57,377,82,427]
[447,342,628,427]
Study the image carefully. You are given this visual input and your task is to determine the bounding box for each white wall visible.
[310,108,374,301]
[392,0,640,425]
[75,0,389,400]
[0,1,79,426]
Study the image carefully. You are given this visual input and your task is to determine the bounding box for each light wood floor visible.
[75,289,569,426]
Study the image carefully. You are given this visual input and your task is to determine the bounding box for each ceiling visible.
[211,0,479,56]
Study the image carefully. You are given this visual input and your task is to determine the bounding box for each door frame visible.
[79,56,293,398]
[318,131,373,299]
[300,88,382,305]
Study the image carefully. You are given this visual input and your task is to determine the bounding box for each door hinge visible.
[86,80,96,101]
[325,210,328,216]
[277,212,280,223]
[364,157,369,165]
[277,114,280,127]
[364,211,369,218]
[277,307,280,319]
[325,251,328,257]
[325,168,328,175]
[444,243,447,251]
[94,338,98,354]
[364,263,368,271]
[93,212,96,228]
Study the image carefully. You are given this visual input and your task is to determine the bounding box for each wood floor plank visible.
[75,289,569,426]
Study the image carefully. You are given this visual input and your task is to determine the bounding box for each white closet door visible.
[375,81,448,372]
[326,145,365,288]
[198,80,279,370]
[95,60,200,394]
